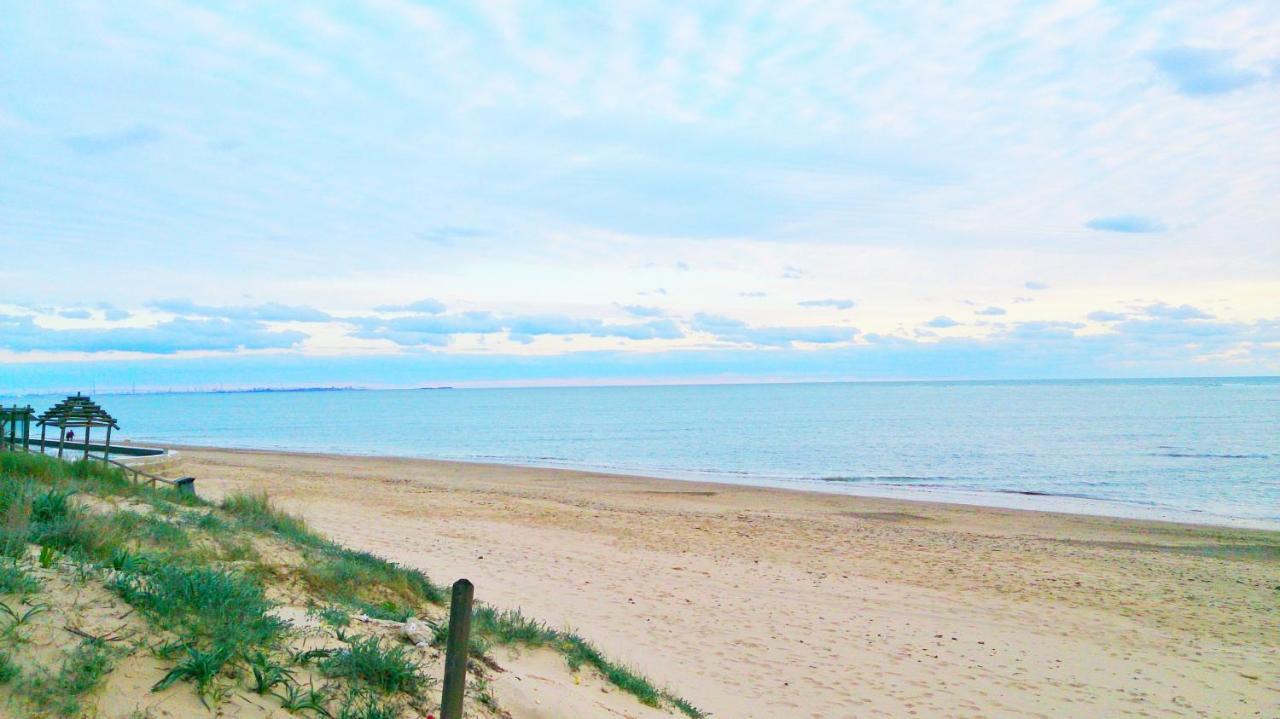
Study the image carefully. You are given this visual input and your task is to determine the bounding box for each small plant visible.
[218,536,260,562]
[247,651,296,694]
[290,646,336,666]
[188,510,228,532]
[319,635,427,696]
[474,675,499,709]
[38,545,57,569]
[151,638,192,659]
[152,646,231,706]
[107,547,142,573]
[136,513,191,548]
[30,488,74,523]
[275,679,331,715]
[0,561,40,595]
[0,600,49,626]
[0,600,49,642]
[0,651,18,683]
[312,604,351,628]
[24,638,114,716]
[349,599,413,623]
[336,691,401,719]
[72,556,97,584]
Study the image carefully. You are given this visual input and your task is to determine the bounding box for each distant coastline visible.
[4,374,1277,399]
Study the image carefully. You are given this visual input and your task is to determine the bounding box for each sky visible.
[2,1,1279,393]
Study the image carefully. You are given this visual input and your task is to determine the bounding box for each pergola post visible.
[57,424,66,458]
[83,423,92,461]
[40,424,47,455]
[102,424,112,463]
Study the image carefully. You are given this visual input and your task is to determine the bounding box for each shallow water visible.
[6,378,1279,528]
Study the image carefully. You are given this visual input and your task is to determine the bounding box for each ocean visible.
[5,378,1278,528]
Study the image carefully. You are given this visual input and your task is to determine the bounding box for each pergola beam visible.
[34,394,120,462]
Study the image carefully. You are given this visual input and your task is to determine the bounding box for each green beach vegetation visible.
[0,450,703,718]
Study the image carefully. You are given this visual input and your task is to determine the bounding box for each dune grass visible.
[320,635,429,696]
[109,564,289,654]
[469,606,705,716]
[0,450,704,717]
[219,488,704,716]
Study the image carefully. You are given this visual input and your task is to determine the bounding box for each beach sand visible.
[163,447,1279,718]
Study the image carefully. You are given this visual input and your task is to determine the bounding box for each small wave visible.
[817,475,961,484]
[994,488,1097,500]
[1154,452,1269,459]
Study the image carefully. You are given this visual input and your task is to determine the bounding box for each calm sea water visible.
[6,378,1279,528]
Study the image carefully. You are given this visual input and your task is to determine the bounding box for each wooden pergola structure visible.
[36,393,120,461]
[1,405,34,452]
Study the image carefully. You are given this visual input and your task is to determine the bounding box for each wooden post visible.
[57,425,66,459]
[102,425,112,464]
[440,578,474,719]
[40,424,47,455]
[83,424,92,460]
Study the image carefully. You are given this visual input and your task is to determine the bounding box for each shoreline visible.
[131,439,1280,531]
[162,444,1279,718]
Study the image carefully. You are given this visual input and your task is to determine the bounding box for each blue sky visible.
[2,2,1278,392]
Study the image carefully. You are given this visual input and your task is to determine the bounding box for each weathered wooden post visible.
[83,424,92,460]
[102,424,112,463]
[57,425,66,458]
[440,578,474,719]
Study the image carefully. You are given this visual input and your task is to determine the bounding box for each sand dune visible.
[168,447,1280,718]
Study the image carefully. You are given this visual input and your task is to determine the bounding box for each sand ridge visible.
[168,446,1280,718]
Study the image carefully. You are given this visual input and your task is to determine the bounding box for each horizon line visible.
[4,373,1278,399]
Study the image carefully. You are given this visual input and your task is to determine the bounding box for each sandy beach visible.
[162,446,1279,718]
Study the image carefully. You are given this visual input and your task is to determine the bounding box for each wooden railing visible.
[103,457,195,494]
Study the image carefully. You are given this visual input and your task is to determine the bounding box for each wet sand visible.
[165,446,1280,718]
